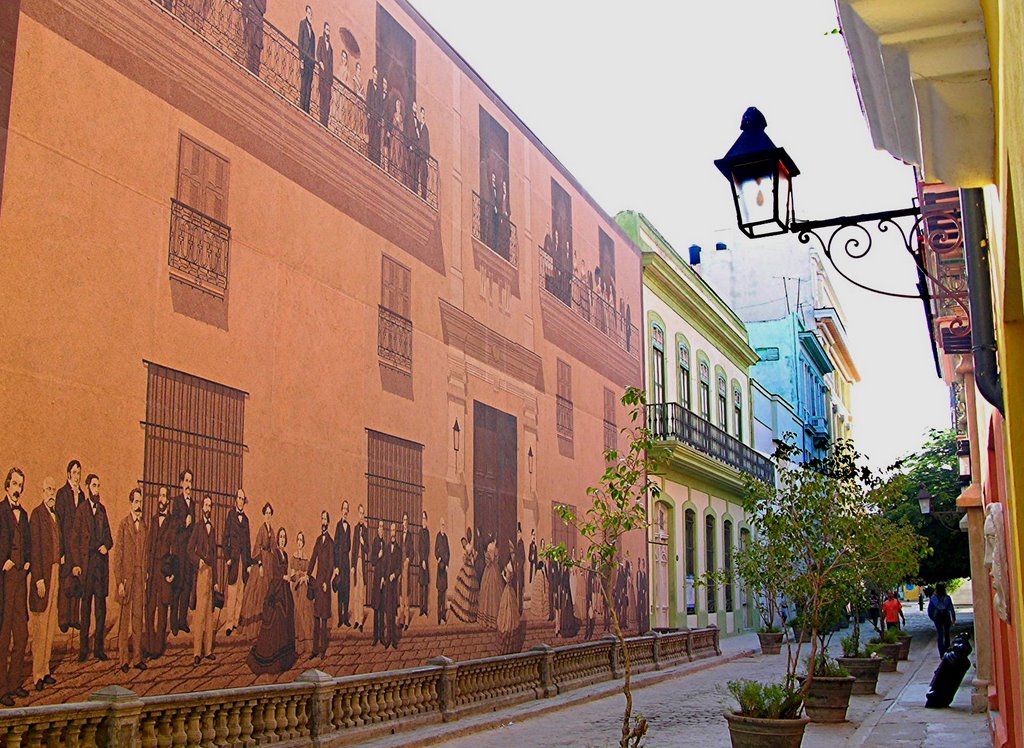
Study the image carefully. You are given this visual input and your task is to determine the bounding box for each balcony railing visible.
[648,402,775,484]
[538,248,638,354]
[471,191,519,266]
[556,395,574,441]
[168,198,231,297]
[378,305,413,375]
[159,0,438,209]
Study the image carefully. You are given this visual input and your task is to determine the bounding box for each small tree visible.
[542,386,665,748]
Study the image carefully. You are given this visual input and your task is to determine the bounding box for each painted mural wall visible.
[0,0,646,706]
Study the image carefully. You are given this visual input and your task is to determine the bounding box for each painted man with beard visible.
[71,473,113,663]
[29,476,60,692]
[171,469,197,636]
[55,459,84,633]
[433,517,449,625]
[222,489,252,636]
[114,488,148,673]
[306,511,334,658]
[418,510,430,618]
[144,487,177,659]
[383,522,401,649]
[187,495,219,664]
[332,501,351,628]
[0,468,31,706]
[370,519,385,646]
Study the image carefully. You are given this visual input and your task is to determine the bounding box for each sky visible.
[409,0,951,469]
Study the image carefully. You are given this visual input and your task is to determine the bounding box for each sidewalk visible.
[368,607,990,747]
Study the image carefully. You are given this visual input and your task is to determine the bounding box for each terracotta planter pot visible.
[797,675,856,722]
[876,643,901,672]
[897,634,912,661]
[758,631,785,655]
[837,656,883,695]
[724,712,810,748]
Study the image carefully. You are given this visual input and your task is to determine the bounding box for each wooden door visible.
[473,401,518,568]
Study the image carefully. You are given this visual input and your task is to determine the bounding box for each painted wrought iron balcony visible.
[537,248,639,354]
[472,191,518,266]
[158,0,438,209]
[378,305,413,375]
[168,198,231,297]
[648,402,775,484]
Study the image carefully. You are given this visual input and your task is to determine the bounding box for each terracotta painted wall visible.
[0,0,645,705]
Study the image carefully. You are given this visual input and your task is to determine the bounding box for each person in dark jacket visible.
[171,469,197,635]
[306,511,334,658]
[222,489,252,636]
[333,501,352,627]
[434,518,449,625]
[54,459,85,633]
[928,582,957,655]
[71,473,113,663]
[144,487,177,659]
[297,5,315,112]
[188,495,219,664]
[0,468,32,706]
[29,476,60,692]
[418,511,430,617]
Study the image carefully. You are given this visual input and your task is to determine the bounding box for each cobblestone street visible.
[375,606,990,747]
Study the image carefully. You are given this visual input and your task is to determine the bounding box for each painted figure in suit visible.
[333,501,352,627]
[350,504,370,632]
[316,22,334,128]
[434,518,449,625]
[0,468,31,706]
[171,469,197,635]
[55,459,85,633]
[222,489,252,636]
[306,511,334,658]
[298,6,316,113]
[115,488,148,673]
[528,528,537,585]
[240,0,266,75]
[383,522,402,649]
[366,67,382,163]
[418,511,430,617]
[188,495,219,664]
[144,488,177,659]
[71,473,113,663]
[370,520,386,645]
[399,513,414,630]
[29,476,60,693]
[515,523,526,614]
[413,104,431,198]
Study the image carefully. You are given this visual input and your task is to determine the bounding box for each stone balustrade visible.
[0,627,720,747]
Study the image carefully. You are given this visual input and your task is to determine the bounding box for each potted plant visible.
[797,653,855,722]
[896,630,913,661]
[869,627,902,672]
[837,633,883,695]
[724,679,808,748]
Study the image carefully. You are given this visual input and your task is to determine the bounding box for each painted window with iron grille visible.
[678,342,691,411]
[552,502,578,557]
[651,323,665,404]
[379,255,413,376]
[141,362,246,535]
[366,429,424,526]
[717,375,728,431]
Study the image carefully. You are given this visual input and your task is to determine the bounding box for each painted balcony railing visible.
[168,199,231,297]
[378,305,413,375]
[157,0,438,209]
[537,249,639,354]
[471,191,519,266]
[648,402,775,484]
[0,627,720,747]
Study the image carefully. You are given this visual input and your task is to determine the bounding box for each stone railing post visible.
[684,630,694,661]
[296,669,334,744]
[710,624,722,655]
[529,644,556,698]
[602,635,622,679]
[427,656,457,722]
[650,631,663,670]
[88,685,144,748]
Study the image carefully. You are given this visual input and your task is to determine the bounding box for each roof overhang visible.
[837,0,994,187]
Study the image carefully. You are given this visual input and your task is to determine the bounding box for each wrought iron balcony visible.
[647,402,775,484]
[537,248,639,354]
[378,306,413,375]
[157,0,438,209]
[472,191,518,266]
[168,198,231,297]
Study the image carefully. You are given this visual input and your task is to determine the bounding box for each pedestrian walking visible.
[928,582,957,655]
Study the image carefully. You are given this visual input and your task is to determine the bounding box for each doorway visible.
[473,401,518,569]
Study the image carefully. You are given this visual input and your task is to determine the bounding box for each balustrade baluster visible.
[262,699,277,737]
[213,705,229,746]
[284,696,298,738]
[225,704,241,746]
[238,702,255,747]
[274,698,287,739]
[200,705,216,746]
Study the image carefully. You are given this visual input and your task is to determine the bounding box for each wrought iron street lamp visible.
[715,107,956,301]
[452,419,461,454]
[917,483,964,530]
[957,438,971,486]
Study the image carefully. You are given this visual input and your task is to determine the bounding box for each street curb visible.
[371,645,759,747]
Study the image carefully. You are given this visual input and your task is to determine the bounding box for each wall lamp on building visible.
[452,418,461,454]
[917,483,965,531]
[957,438,971,486]
[714,107,959,301]
[527,446,535,475]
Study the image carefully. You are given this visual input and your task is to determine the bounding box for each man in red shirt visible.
[882,590,905,632]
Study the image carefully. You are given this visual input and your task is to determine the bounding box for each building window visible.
[724,520,734,613]
[141,362,246,528]
[366,429,424,526]
[717,375,728,431]
[556,359,574,441]
[552,502,578,556]
[678,343,691,411]
[685,509,696,614]
[603,387,617,453]
[379,255,413,375]
[651,324,665,404]
[699,361,711,421]
[170,134,231,297]
[733,388,743,440]
[705,515,717,614]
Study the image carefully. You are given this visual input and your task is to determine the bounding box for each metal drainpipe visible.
[960,187,1005,415]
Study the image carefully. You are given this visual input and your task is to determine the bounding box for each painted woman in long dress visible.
[496,547,523,654]
[559,564,580,638]
[246,527,298,675]
[530,538,550,620]
[450,528,479,623]
[289,530,313,656]
[477,537,502,629]
[237,502,275,637]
